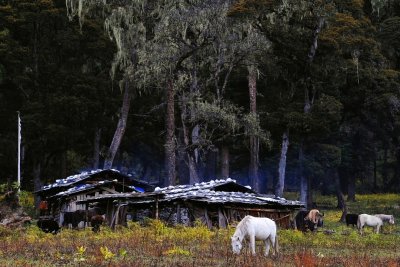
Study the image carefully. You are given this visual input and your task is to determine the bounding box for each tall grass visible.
[0,194,399,266]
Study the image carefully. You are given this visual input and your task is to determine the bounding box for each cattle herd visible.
[36,207,395,237]
[230,209,396,256]
[294,209,395,235]
[37,207,105,234]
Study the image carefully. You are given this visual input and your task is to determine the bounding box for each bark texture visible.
[275,130,289,197]
[164,80,176,186]
[221,145,230,179]
[33,162,42,211]
[248,65,259,192]
[93,128,101,169]
[299,16,325,206]
[299,143,307,205]
[103,82,132,169]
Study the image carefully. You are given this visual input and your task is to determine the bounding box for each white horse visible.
[231,215,278,256]
[357,214,383,234]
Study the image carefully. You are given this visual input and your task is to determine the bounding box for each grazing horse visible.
[345,214,359,227]
[37,219,60,234]
[295,209,324,232]
[357,214,383,234]
[231,215,278,256]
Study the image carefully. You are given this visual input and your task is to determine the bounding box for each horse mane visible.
[233,215,252,241]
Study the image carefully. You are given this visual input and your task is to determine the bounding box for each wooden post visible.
[106,200,111,227]
[115,201,120,226]
[155,196,159,220]
[204,208,212,229]
[218,208,227,228]
[177,204,181,224]
[85,203,89,229]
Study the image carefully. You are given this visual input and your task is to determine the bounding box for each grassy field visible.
[0,194,399,266]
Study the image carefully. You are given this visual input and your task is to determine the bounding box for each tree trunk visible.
[307,17,325,64]
[347,170,356,201]
[205,149,217,181]
[178,87,200,185]
[192,125,200,164]
[164,80,176,186]
[248,65,259,192]
[334,169,347,222]
[93,128,101,169]
[192,124,205,181]
[298,17,325,205]
[177,129,189,185]
[307,176,313,208]
[221,145,230,179]
[181,112,200,184]
[33,162,42,213]
[103,81,132,169]
[189,67,202,181]
[299,143,307,206]
[275,130,289,197]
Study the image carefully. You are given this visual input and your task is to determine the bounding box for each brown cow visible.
[295,209,324,232]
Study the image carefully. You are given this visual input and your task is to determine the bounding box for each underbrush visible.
[0,194,399,266]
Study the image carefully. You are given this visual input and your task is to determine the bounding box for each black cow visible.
[294,210,308,231]
[294,209,324,232]
[91,214,105,233]
[63,210,86,228]
[37,219,60,234]
[345,213,359,227]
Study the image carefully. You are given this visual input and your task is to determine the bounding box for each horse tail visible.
[274,233,279,255]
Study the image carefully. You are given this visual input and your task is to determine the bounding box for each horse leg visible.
[264,238,271,257]
[376,225,380,234]
[270,233,278,256]
[249,235,256,255]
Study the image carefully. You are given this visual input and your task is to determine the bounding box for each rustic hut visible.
[152,179,304,229]
[35,169,154,226]
[76,191,162,228]
[78,178,304,229]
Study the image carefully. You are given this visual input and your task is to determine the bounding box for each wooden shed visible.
[35,169,154,226]
[78,178,304,229]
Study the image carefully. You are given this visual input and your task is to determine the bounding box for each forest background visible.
[1,0,400,209]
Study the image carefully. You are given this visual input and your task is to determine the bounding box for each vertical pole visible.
[155,196,159,220]
[17,111,21,192]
